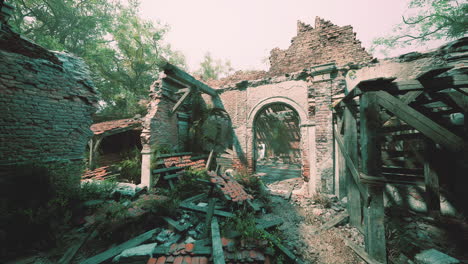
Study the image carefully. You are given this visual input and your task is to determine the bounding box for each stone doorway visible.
[253,103,302,185]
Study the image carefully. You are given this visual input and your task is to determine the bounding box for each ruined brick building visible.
[0,11,98,193]
[142,17,375,195]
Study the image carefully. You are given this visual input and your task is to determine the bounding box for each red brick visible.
[173,256,184,264]
[156,256,167,264]
[147,257,157,264]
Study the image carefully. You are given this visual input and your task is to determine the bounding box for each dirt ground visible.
[258,163,365,264]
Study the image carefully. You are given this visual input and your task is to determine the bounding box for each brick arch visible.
[247,96,308,129]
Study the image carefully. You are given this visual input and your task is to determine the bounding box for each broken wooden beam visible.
[80,229,157,264]
[259,230,305,264]
[160,62,218,97]
[343,237,384,264]
[211,217,226,264]
[313,212,349,235]
[162,217,190,232]
[375,90,464,152]
[180,202,234,218]
[58,226,98,264]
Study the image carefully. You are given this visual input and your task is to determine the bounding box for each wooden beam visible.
[160,62,218,96]
[343,237,384,264]
[81,229,157,264]
[210,217,226,264]
[344,106,362,228]
[424,140,440,215]
[360,91,387,264]
[376,90,464,152]
[172,89,191,114]
[313,212,349,235]
[334,124,347,199]
[180,203,234,218]
[334,127,368,197]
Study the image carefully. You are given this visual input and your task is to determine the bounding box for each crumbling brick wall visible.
[0,26,98,193]
[269,17,373,76]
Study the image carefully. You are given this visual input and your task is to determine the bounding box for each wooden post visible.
[334,114,347,199]
[360,91,387,264]
[344,104,362,228]
[424,139,440,216]
[89,137,103,170]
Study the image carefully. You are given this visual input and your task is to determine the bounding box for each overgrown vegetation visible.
[0,163,82,258]
[10,0,186,121]
[371,0,467,56]
[117,147,142,184]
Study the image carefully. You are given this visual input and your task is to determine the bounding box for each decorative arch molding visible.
[247,96,309,128]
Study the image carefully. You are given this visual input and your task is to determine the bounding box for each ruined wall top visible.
[268,17,373,76]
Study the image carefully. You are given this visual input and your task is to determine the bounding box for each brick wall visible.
[269,17,372,76]
[0,28,98,192]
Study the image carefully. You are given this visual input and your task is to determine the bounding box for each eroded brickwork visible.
[0,27,98,191]
[269,17,372,76]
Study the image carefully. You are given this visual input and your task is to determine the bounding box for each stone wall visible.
[269,17,373,76]
[0,26,98,193]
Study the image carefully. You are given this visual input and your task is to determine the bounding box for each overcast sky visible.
[139,0,439,72]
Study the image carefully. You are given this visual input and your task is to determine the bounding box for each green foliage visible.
[371,0,468,55]
[0,163,80,257]
[80,180,117,200]
[195,52,234,81]
[312,192,332,208]
[118,148,142,183]
[11,0,187,121]
[164,168,210,200]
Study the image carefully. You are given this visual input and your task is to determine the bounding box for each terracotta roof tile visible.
[147,257,158,264]
[91,118,141,135]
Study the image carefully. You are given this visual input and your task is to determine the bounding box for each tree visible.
[10,0,186,121]
[195,52,233,81]
[371,0,467,55]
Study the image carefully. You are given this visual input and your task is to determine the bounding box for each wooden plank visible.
[160,62,218,97]
[163,217,190,232]
[334,122,347,199]
[255,218,284,230]
[58,226,98,264]
[334,127,368,197]
[206,149,214,170]
[163,173,180,180]
[172,89,191,113]
[152,166,185,174]
[343,237,384,264]
[344,106,362,228]
[360,91,387,264]
[180,203,234,218]
[182,193,207,204]
[259,230,305,264]
[424,140,441,215]
[80,229,157,264]
[314,212,349,235]
[157,152,192,158]
[376,90,464,152]
[211,217,226,264]
[203,197,216,238]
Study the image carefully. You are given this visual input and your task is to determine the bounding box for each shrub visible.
[80,180,117,200]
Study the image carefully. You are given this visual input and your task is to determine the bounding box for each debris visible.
[343,237,383,264]
[58,226,98,264]
[180,202,234,218]
[259,229,305,264]
[81,229,158,264]
[313,212,349,235]
[414,249,460,264]
[112,243,157,263]
[163,217,190,232]
[211,217,226,264]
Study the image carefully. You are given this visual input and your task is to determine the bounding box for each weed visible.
[80,180,117,200]
[312,192,332,208]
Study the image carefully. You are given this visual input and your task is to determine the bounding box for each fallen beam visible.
[343,237,384,264]
[80,229,157,264]
[259,230,305,264]
[313,212,349,235]
[180,202,234,218]
[211,217,226,264]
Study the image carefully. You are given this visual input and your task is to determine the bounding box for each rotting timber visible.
[333,58,468,263]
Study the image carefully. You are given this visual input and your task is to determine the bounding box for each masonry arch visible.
[247,96,312,186]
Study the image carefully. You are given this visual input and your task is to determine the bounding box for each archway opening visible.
[254,103,302,184]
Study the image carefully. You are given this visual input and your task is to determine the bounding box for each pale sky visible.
[139,0,439,72]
